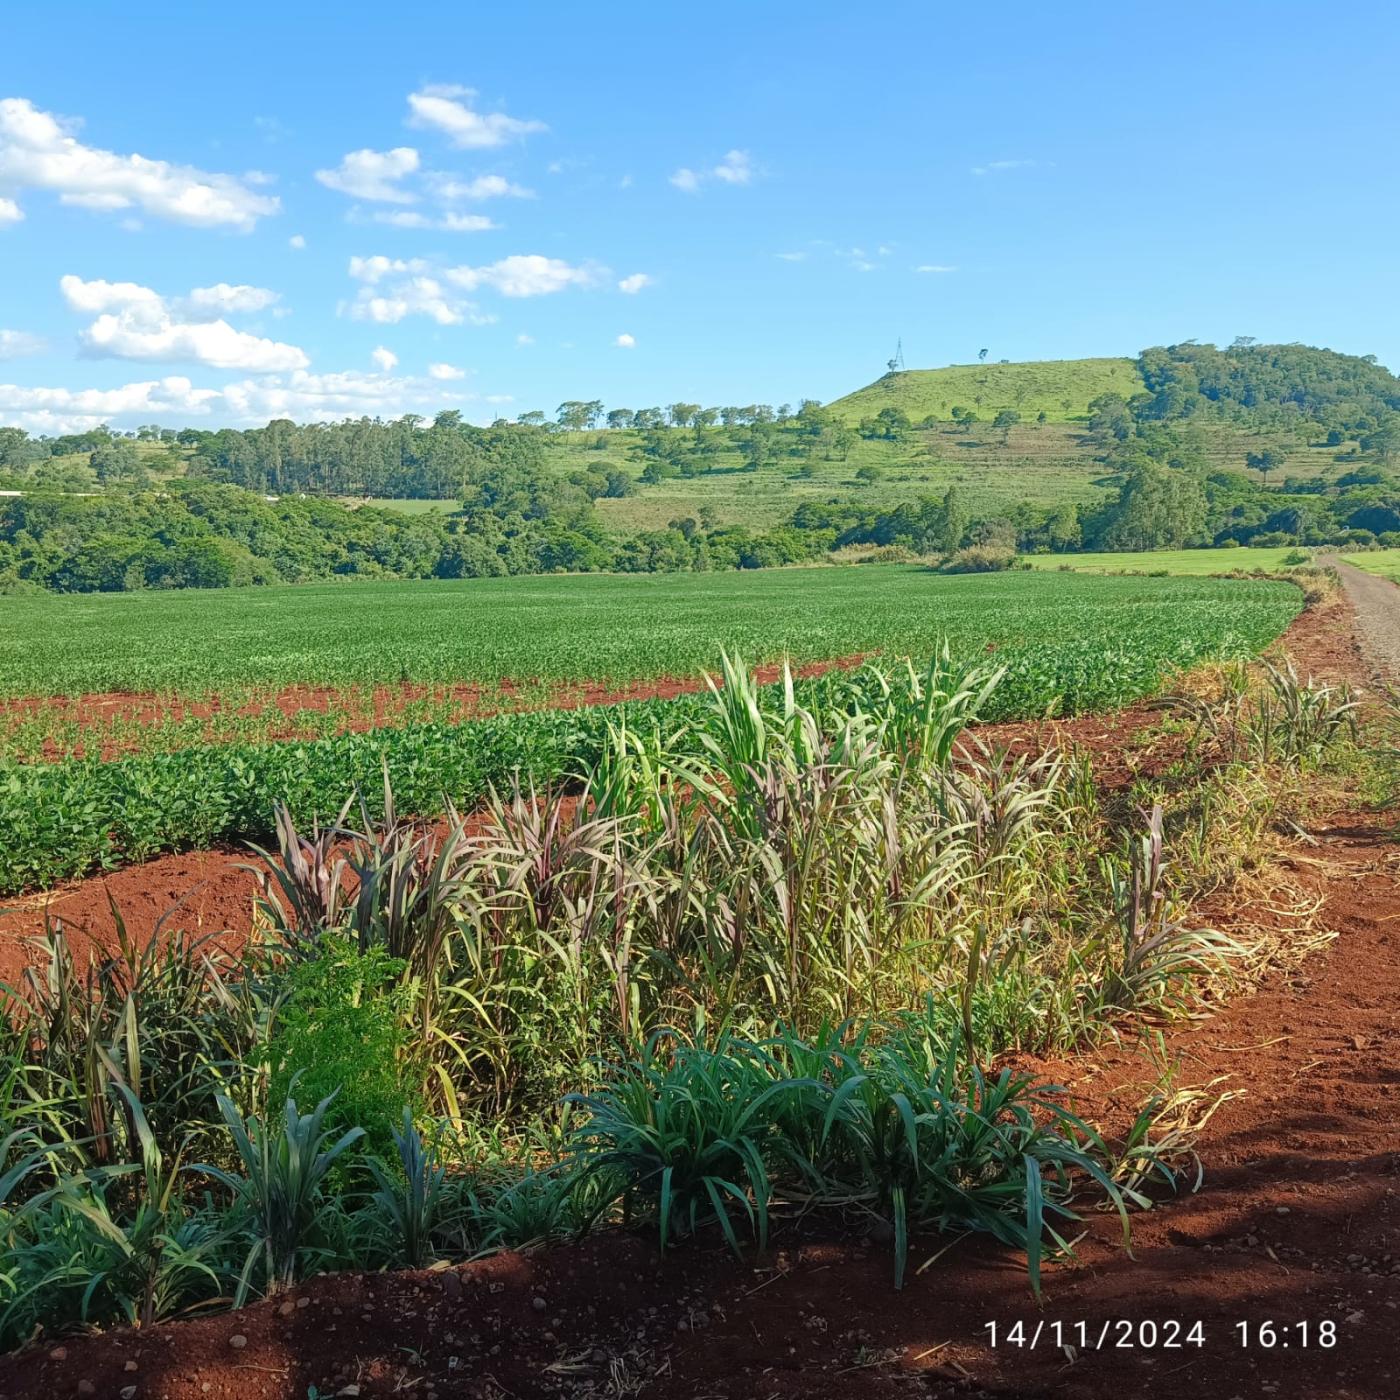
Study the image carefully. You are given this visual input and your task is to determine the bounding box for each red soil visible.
[0,655,870,763]
[0,584,1395,1397]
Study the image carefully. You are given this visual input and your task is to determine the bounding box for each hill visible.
[829,357,1146,426]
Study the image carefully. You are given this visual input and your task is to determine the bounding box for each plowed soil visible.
[2,579,1395,1400]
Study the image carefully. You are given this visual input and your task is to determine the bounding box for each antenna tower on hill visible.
[886,338,906,373]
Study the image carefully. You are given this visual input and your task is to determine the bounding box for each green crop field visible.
[0,566,1302,700]
[0,567,1302,891]
[1024,546,1312,575]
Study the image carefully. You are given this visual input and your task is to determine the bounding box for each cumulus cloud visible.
[429,173,533,201]
[427,362,465,380]
[288,233,306,249]
[445,254,599,297]
[614,333,635,349]
[370,345,398,372]
[0,367,493,434]
[515,333,533,346]
[617,272,653,294]
[344,259,484,326]
[915,263,957,273]
[315,146,420,203]
[0,197,21,224]
[219,368,458,423]
[344,251,597,326]
[58,273,307,372]
[406,85,546,149]
[371,209,496,232]
[671,149,756,193]
[186,282,281,314]
[0,97,278,230]
[0,329,45,359]
[713,150,753,185]
[0,375,222,432]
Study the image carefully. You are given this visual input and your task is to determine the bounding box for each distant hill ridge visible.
[829,357,1147,425]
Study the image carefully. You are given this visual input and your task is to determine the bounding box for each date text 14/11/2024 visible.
[984,1320,1339,1350]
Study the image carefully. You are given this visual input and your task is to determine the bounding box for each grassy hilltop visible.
[829,357,1147,425]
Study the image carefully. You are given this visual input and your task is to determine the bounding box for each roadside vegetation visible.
[0,642,1362,1345]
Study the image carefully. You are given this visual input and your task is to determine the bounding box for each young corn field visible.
[0,645,1359,1345]
[0,570,1301,892]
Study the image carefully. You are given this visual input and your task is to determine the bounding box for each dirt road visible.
[1323,555,1400,679]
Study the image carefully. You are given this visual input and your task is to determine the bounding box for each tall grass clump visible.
[0,648,1356,1345]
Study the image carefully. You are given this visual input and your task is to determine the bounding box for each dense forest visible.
[1,341,1398,592]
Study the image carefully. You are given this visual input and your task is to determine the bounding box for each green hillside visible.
[830,357,1147,425]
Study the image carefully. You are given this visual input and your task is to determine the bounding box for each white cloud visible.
[0,375,221,432]
[0,329,45,359]
[614,333,635,349]
[81,314,307,372]
[59,273,307,372]
[59,275,163,314]
[0,196,21,224]
[445,254,599,297]
[222,369,471,424]
[186,283,281,314]
[406,85,546,149]
[370,345,398,372]
[315,147,420,203]
[429,173,533,201]
[348,255,427,284]
[775,251,806,262]
[515,333,533,346]
[344,257,465,323]
[345,251,594,326]
[915,263,957,273]
[0,365,511,433]
[671,149,757,193]
[617,272,653,295]
[289,233,306,249]
[713,150,753,185]
[428,361,465,380]
[350,277,470,326]
[371,209,496,232]
[0,97,278,230]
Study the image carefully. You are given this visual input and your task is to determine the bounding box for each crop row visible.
[0,568,1300,697]
[0,591,1300,894]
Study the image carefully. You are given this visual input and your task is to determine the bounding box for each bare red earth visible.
[0,654,870,763]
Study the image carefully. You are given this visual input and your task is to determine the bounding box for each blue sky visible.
[1,0,1397,433]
